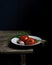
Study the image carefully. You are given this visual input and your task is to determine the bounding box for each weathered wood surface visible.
[0,31,33,54]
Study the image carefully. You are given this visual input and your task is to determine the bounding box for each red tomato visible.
[25,38,36,45]
[19,35,29,42]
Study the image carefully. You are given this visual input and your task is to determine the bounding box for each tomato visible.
[19,35,29,42]
[25,38,36,45]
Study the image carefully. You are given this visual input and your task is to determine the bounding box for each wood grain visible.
[0,31,33,54]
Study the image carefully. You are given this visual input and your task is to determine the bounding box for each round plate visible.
[11,35,42,46]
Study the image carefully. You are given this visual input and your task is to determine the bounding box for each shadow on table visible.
[8,41,35,50]
[0,44,48,65]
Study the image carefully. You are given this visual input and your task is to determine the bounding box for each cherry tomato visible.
[19,35,29,42]
[25,38,36,45]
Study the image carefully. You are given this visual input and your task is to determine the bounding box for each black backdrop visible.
[0,0,48,38]
[0,0,48,30]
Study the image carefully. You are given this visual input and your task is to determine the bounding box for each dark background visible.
[0,0,48,30]
[0,0,48,65]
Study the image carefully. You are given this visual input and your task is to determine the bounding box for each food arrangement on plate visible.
[11,35,45,46]
[11,31,46,46]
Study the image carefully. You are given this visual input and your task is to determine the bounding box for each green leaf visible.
[12,31,29,38]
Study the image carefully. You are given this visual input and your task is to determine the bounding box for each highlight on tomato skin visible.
[19,35,37,45]
[25,38,36,45]
[19,35,29,42]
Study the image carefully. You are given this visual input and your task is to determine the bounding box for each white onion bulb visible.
[19,41,24,45]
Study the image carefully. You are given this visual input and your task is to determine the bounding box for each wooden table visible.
[0,31,33,65]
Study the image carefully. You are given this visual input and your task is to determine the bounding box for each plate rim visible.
[11,35,42,46]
